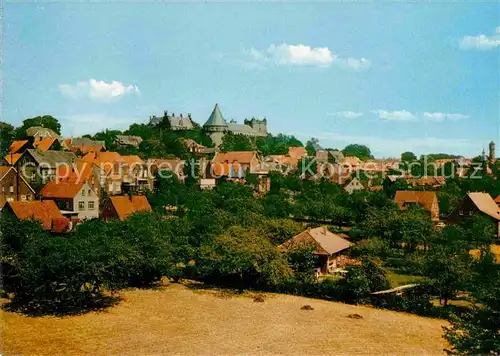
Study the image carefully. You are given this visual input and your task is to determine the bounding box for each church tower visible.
[489,141,496,163]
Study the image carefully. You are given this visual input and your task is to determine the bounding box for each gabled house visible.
[17,149,77,188]
[40,180,99,221]
[121,155,154,192]
[448,192,500,238]
[26,126,60,140]
[101,195,152,221]
[64,138,106,155]
[279,227,353,276]
[3,200,71,233]
[56,160,106,199]
[82,151,126,195]
[210,151,261,178]
[343,177,366,194]
[8,140,31,154]
[408,176,446,188]
[32,137,61,151]
[394,190,440,221]
[0,166,36,209]
[115,135,143,148]
[181,138,208,154]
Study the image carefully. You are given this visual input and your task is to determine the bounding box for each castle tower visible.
[489,141,496,163]
[244,117,268,136]
[203,104,228,146]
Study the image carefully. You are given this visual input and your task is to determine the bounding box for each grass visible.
[1,282,448,355]
[385,269,425,288]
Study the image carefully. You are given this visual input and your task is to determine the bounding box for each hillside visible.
[2,282,448,355]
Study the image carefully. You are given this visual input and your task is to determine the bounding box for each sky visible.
[3,2,499,158]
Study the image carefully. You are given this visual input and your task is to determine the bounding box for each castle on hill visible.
[149,104,268,146]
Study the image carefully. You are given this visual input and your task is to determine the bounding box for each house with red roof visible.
[394,190,440,221]
[448,192,500,238]
[279,227,354,276]
[101,195,152,221]
[495,194,500,206]
[3,200,71,233]
[40,180,99,221]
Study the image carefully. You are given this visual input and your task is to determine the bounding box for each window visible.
[81,189,85,196]
[88,201,95,210]
[26,194,32,201]
[21,195,26,201]
[78,201,85,211]
[1,186,4,192]
[459,209,464,216]
[9,185,13,193]
[88,189,91,195]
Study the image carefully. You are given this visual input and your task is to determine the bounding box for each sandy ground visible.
[1,283,448,355]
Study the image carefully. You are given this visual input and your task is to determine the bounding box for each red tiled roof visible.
[287,146,307,159]
[279,227,351,256]
[7,200,69,232]
[9,140,29,154]
[110,195,152,221]
[33,137,57,151]
[4,153,22,165]
[495,195,500,204]
[212,151,257,165]
[40,180,84,199]
[56,160,95,183]
[394,190,437,212]
[131,195,152,213]
[121,155,145,166]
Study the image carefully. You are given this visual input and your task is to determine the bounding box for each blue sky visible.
[3,2,499,158]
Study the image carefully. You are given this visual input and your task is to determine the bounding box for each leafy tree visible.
[15,115,62,138]
[305,138,319,156]
[0,122,15,157]
[423,246,473,306]
[444,271,500,354]
[198,226,289,289]
[338,259,391,302]
[219,132,255,152]
[401,151,417,162]
[286,244,317,284]
[342,144,373,161]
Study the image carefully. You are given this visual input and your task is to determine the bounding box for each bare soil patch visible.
[1,283,447,355]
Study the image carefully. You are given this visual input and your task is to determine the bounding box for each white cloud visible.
[424,112,469,121]
[372,109,416,121]
[337,57,372,70]
[459,27,500,50]
[59,79,140,101]
[328,111,363,119]
[247,43,370,70]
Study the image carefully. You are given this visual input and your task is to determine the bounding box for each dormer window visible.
[81,189,85,196]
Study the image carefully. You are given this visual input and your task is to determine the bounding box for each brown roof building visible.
[0,166,36,209]
[101,195,152,221]
[279,227,352,275]
[448,192,500,238]
[3,200,71,233]
[394,190,440,221]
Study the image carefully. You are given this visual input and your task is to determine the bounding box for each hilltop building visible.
[149,111,196,131]
[202,104,267,146]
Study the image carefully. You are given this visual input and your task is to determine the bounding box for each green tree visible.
[342,144,373,161]
[305,138,319,156]
[219,132,255,152]
[0,122,15,157]
[423,246,472,306]
[15,115,62,138]
[401,151,417,162]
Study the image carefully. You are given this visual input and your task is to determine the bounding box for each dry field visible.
[1,283,448,355]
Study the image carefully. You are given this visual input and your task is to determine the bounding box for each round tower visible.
[489,141,496,163]
[203,103,228,146]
